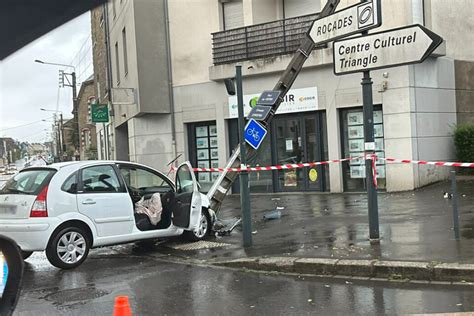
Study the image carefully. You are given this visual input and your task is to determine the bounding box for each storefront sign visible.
[91,104,109,123]
[228,87,318,119]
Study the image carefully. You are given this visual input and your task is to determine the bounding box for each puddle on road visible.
[41,285,110,309]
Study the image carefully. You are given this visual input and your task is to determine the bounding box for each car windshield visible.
[0,169,56,195]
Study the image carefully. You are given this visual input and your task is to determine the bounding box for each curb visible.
[213,257,474,283]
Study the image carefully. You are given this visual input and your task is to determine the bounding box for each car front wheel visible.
[183,210,210,242]
[46,226,90,269]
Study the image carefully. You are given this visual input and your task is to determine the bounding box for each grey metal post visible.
[451,171,460,240]
[362,70,379,241]
[236,65,253,247]
[71,72,80,160]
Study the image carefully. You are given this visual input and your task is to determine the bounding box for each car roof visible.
[23,160,171,175]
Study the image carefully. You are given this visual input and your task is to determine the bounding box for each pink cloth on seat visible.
[134,193,163,225]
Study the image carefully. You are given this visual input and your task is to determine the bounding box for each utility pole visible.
[71,72,79,160]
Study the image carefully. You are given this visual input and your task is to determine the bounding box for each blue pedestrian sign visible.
[244,119,267,150]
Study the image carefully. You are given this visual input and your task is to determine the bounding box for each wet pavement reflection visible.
[16,255,474,315]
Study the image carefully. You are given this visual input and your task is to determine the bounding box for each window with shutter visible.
[284,0,320,18]
[223,0,244,30]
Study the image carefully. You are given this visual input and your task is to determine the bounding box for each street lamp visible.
[34,60,75,71]
[35,59,79,160]
[40,108,63,160]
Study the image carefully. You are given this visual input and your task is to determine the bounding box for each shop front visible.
[226,87,329,194]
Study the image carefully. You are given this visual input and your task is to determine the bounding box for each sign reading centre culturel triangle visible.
[333,24,444,75]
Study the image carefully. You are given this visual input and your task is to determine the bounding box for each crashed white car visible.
[0,161,212,269]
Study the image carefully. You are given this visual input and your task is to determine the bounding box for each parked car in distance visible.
[0,160,212,269]
[6,164,17,175]
[0,165,6,174]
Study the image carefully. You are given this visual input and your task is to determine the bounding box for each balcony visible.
[212,13,320,65]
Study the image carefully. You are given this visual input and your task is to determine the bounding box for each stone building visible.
[76,76,98,160]
[91,4,114,160]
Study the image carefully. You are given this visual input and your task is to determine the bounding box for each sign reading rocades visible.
[309,0,381,45]
[333,24,443,75]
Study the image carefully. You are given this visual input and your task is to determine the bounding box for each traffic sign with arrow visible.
[309,0,381,46]
[333,24,444,75]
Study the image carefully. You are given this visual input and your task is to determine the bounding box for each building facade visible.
[95,0,474,193]
[76,77,98,160]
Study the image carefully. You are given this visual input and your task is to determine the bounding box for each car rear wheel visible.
[183,210,210,242]
[46,226,90,269]
[21,251,33,260]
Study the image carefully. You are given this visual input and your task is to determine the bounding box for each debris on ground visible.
[214,217,242,236]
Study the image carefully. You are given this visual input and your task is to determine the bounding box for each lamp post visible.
[41,108,63,161]
[35,59,79,160]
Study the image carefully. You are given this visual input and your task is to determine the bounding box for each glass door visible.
[304,117,323,191]
[274,118,304,191]
[273,114,323,192]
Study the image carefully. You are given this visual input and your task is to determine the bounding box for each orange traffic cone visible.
[113,296,132,316]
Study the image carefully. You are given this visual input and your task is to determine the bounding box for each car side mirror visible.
[0,236,24,316]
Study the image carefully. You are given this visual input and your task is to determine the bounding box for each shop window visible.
[187,122,218,193]
[340,107,386,192]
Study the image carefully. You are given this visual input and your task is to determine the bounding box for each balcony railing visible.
[212,13,320,65]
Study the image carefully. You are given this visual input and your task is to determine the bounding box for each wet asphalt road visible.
[15,250,474,315]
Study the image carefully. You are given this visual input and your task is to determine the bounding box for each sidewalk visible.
[162,179,474,281]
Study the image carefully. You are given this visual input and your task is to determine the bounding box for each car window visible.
[119,166,173,193]
[176,164,194,193]
[61,173,78,194]
[81,165,121,193]
[0,169,56,195]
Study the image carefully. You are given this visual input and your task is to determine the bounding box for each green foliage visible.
[453,124,474,162]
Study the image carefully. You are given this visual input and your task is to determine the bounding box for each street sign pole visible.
[362,70,379,241]
[236,65,252,247]
[360,0,379,241]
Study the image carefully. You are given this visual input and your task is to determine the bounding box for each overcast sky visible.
[0,12,92,143]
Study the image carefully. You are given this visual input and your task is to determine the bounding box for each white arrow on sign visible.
[309,0,381,46]
[333,24,444,75]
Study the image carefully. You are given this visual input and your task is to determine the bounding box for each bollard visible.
[451,171,460,240]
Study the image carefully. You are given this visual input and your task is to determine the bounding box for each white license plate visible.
[0,205,16,215]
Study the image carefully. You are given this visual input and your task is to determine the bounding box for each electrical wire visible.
[0,116,54,132]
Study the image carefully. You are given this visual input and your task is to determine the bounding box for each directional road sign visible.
[333,24,443,75]
[257,90,281,106]
[247,105,272,121]
[309,0,381,46]
[244,119,267,150]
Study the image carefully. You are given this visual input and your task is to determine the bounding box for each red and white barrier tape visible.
[171,156,362,173]
[380,157,474,168]
[171,155,474,190]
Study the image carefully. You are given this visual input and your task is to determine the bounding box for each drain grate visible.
[165,240,231,251]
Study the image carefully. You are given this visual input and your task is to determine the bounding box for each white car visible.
[0,161,213,269]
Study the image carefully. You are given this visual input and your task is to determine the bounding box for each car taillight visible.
[30,186,48,217]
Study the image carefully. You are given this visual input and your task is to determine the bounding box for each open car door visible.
[172,162,202,230]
